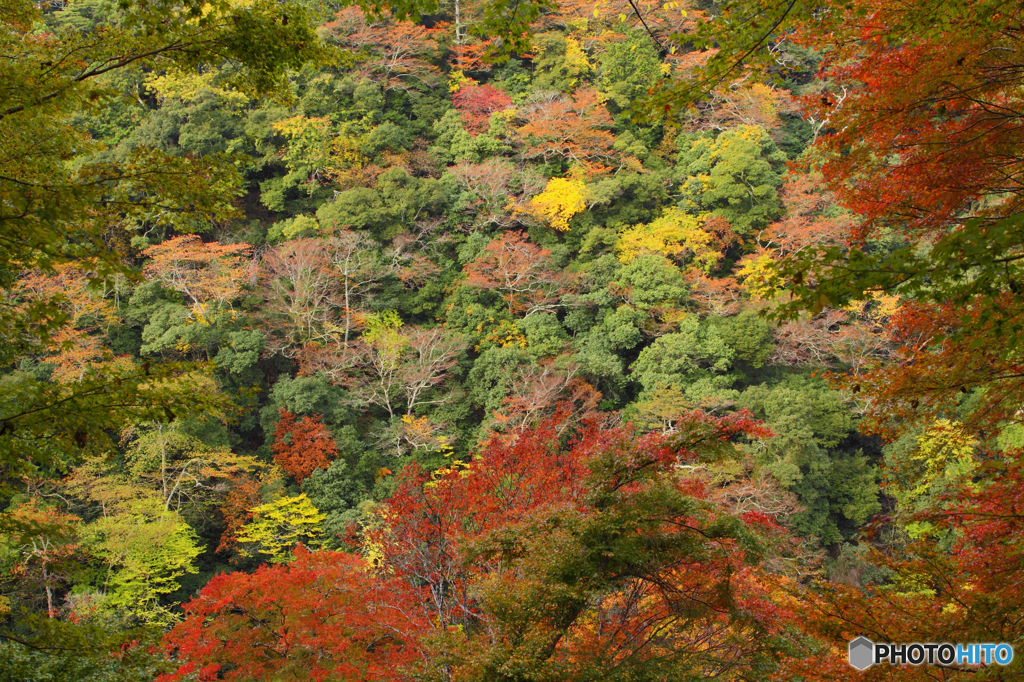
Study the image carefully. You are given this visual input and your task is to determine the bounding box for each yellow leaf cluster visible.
[870,291,901,318]
[272,115,367,178]
[909,419,976,500]
[563,37,592,73]
[237,493,326,563]
[146,71,248,108]
[448,69,473,93]
[526,177,586,231]
[616,208,720,273]
[746,82,783,121]
[844,291,900,320]
[890,419,977,539]
[734,252,781,300]
[400,414,454,456]
[475,318,528,352]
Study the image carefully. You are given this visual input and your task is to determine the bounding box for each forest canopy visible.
[2,0,1023,680]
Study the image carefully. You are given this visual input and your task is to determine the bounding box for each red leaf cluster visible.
[837,297,1022,436]
[271,409,337,482]
[452,83,511,135]
[158,548,425,682]
[796,4,1024,240]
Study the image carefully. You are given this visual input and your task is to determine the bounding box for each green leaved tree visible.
[0,0,322,477]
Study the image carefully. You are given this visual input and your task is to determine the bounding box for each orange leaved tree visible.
[463,231,564,316]
[159,548,426,682]
[271,410,337,483]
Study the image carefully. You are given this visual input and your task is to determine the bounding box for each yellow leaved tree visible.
[524,177,586,231]
[735,251,781,301]
[616,208,720,273]
[272,115,369,186]
[885,419,977,539]
[237,494,326,563]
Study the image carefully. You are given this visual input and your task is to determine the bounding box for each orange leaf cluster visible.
[142,235,252,308]
[516,90,620,175]
[764,169,852,256]
[463,231,565,315]
[215,477,262,554]
[271,409,337,482]
[17,263,118,380]
[323,8,441,92]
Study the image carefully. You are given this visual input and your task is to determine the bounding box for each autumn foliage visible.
[214,477,262,554]
[799,4,1024,239]
[163,410,793,681]
[271,410,337,482]
[12,0,1024,678]
[772,0,1024,431]
[452,82,511,134]
[463,231,564,315]
[322,8,441,92]
[158,548,424,682]
[142,235,252,310]
[516,90,620,174]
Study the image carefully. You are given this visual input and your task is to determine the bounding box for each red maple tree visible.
[773,1,1024,432]
[452,82,512,135]
[798,5,1024,240]
[158,547,425,682]
[271,409,337,482]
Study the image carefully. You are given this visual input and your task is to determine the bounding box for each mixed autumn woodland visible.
[2,0,1024,680]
